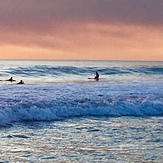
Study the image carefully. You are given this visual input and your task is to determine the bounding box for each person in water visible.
[95,71,99,81]
[17,80,24,84]
[6,77,16,82]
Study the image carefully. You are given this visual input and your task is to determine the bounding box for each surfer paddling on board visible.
[6,77,16,82]
[17,80,24,84]
[88,71,99,81]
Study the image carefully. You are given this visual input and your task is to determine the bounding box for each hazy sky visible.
[0,0,163,60]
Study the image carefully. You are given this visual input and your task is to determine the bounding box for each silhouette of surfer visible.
[95,71,99,81]
[17,80,24,84]
[6,77,16,82]
[88,71,99,81]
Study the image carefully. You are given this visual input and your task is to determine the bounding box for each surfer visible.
[6,77,16,82]
[88,71,99,81]
[95,71,99,81]
[17,80,24,84]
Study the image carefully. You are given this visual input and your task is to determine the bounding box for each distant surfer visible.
[17,80,24,84]
[95,71,99,81]
[88,71,99,81]
[6,77,16,82]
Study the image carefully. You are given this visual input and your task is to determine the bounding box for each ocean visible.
[0,60,163,162]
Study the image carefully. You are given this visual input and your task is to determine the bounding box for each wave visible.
[2,65,163,78]
[137,67,163,75]
[0,83,163,125]
[0,95,162,125]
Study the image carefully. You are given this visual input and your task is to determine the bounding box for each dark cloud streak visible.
[0,0,163,28]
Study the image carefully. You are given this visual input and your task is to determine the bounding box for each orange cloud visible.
[0,0,163,61]
[0,22,163,61]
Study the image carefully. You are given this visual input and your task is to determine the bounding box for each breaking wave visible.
[0,82,163,125]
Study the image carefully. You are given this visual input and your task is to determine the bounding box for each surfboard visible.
[88,78,95,79]
[5,80,16,82]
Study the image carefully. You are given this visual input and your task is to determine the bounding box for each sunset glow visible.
[0,0,163,61]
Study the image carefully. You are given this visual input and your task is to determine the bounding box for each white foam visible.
[0,82,163,125]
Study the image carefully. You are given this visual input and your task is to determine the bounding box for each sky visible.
[0,0,163,61]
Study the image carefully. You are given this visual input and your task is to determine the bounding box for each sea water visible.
[0,60,162,162]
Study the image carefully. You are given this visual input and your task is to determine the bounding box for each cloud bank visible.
[0,0,163,60]
[1,0,163,29]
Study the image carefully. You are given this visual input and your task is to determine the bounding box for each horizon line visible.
[0,59,163,62]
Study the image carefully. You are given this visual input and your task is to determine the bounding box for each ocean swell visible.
[3,65,163,78]
[0,82,163,125]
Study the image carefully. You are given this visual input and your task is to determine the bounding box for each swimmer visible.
[17,80,24,84]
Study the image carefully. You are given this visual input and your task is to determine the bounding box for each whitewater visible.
[0,60,163,162]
